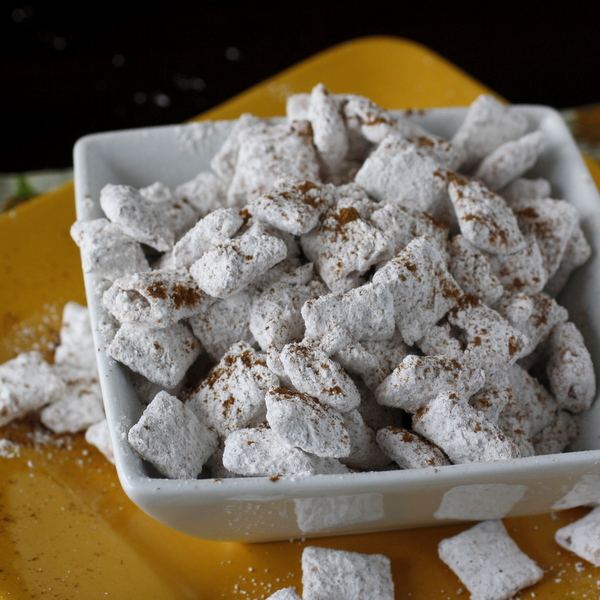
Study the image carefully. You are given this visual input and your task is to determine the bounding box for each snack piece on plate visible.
[40,377,104,434]
[0,352,66,426]
[301,546,394,600]
[555,506,600,566]
[438,519,543,600]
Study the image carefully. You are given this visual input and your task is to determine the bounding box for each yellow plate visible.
[1,36,600,599]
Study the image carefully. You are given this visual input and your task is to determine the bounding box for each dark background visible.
[2,1,599,173]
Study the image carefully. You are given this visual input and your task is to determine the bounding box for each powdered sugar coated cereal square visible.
[438,519,543,600]
[128,391,218,479]
[302,546,394,600]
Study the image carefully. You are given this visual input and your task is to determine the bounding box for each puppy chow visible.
[438,519,543,600]
[265,387,351,458]
[501,176,552,203]
[209,112,263,181]
[40,376,105,434]
[342,93,396,144]
[309,83,350,176]
[128,391,218,479]
[532,409,580,455]
[247,178,334,236]
[555,506,600,566]
[376,354,485,414]
[485,234,548,295]
[506,364,558,438]
[376,426,450,469]
[138,181,199,239]
[413,392,520,464]
[451,94,528,170]
[250,277,326,356]
[339,409,391,470]
[354,131,450,211]
[53,301,99,377]
[222,425,316,477]
[0,352,66,426]
[301,282,395,355]
[186,341,277,437]
[447,235,504,304]
[447,174,526,255]
[333,334,410,391]
[514,292,568,358]
[546,321,596,413]
[85,419,115,464]
[103,268,209,327]
[174,171,228,216]
[279,341,361,412]
[301,546,394,600]
[468,371,514,423]
[474,130,548,191]
[188,290,255,362]
[369,202,450,258]
[372,235,462,345]
[300,199,393,293]
[416,321,463,358]
[107,322,201,389]
[73,89,594,484]
[544,223,591,296]
[226,119,321,207]
[448,295,528,374]
[492,292,533,328]
[189,229,287,298]
[512,197,579,278]
[99,184,177,251]
[172,207,244,268]
[70,218,149,282]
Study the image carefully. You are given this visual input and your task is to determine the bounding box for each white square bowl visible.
[73,106,600,542]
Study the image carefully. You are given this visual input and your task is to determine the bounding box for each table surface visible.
[1,36,600,600]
